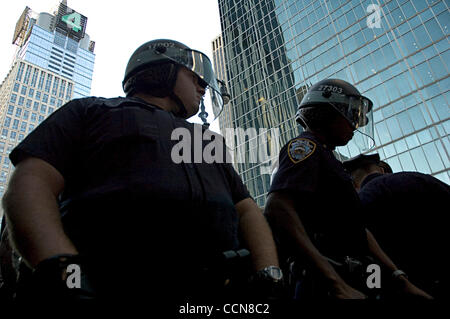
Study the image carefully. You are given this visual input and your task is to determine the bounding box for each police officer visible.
[265,79,432,299]
[342,153,384,192]
[344,154,450,298]
[3,39,281,304]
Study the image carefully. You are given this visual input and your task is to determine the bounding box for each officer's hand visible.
[396,277,434,300]
[329,282,367,299]
[28,254,96,301]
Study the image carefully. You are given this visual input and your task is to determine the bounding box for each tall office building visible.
[212,35,235,135]
[218,0,449,206]
[218,0,300,205]
[0,1,95,204]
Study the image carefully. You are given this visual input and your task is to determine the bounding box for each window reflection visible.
[219,0,449,203]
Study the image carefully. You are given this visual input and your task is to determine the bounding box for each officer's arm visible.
[2,157,78,268]
[366,229,433,299]
[265,191,366,298]
[235,197,279,271]
[265,191,341,282]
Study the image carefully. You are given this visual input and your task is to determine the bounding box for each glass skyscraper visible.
[218,0,449,206]
[0,2,95,207]
[14,2,95,99]
[212,35,235,137]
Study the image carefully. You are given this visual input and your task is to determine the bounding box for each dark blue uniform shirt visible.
[359,171,449,282]
[269,131,368,260]
[10,96,250,294]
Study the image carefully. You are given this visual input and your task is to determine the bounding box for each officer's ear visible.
[376,163,387,174]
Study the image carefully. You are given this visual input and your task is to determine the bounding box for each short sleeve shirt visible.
[269,131,368,259]
[10,96,250,258]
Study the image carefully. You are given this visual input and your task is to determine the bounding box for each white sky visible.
[0,0,223,131]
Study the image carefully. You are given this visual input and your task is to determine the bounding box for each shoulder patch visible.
[287,138,316,164]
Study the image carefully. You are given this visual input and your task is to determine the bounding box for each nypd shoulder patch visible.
[287,138,316,164]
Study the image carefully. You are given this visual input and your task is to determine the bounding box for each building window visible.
[66,38,78,53]
[1,129,8,139]
[3,157,10,168]
[59,80,66,98]
[18,96,24,106]
[20,122,27,132]
[40,105,47,114]
[48,63,60,72]
[28,88,34,98]
[42,94,49,103]
[33,102,39,112]
[23,65,32,84]
[50,97,56,106]
[54,32,66,47]
[31,69,39,87]
[52,78,59,96]
[15,62,25,81]
[26,99,32,108]
[12,119,19,129]
[7,105,14,115]
[13,83,20,93]
[38,71,45,90]
[23,110,29,120]
[4,117,11,128]
[45,74,52,93]
[35,91,41,100]
[66,83,73,99]
[31,113,37,123]
[9,94,17,104]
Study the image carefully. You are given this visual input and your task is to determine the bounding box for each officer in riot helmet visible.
[3,39,281,304]
[122,39,224,121]
[265,79,432,299]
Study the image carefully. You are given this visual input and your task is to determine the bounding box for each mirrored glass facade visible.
[218,0,449,206]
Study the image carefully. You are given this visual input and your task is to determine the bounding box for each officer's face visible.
[173,67,206,118]
[325,115,355,146]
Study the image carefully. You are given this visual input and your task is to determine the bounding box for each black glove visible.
[19,254,96,302]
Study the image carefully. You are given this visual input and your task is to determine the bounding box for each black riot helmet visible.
[122,39,223,120]
[296,79,375,150]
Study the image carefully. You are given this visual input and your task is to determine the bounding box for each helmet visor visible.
[158,47,224,120]
[340,95,374,151]
[346,96,372,129]
[301,91,372,128]
[301,90,375,151]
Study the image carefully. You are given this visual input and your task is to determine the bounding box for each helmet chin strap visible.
[353,129,376,151]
